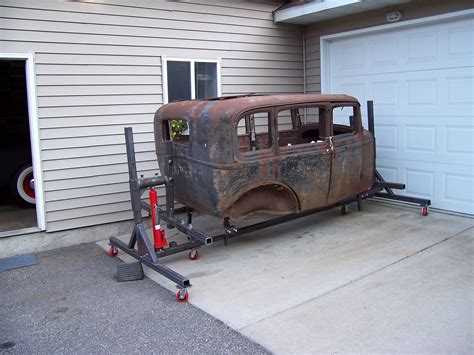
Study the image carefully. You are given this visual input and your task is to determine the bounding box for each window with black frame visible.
[165,60,219,102]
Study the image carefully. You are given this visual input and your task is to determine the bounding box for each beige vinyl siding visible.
[304,0,473,94]
[305,35,321,94]
[0,0,303,231]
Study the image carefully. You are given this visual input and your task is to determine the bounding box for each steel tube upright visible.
[125,127,142,225]
[125,127,149,255]
[367,100,375,137]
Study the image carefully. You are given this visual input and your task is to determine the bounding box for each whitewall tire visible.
[10,164,35,207]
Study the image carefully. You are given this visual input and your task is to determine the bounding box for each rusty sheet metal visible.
[154,94,375,220]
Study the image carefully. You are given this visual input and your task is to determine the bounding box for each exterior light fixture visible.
[386,11,402,23]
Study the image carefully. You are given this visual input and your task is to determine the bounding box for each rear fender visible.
[224,182,300,219]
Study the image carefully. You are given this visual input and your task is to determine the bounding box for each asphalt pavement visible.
[0,243,268,354]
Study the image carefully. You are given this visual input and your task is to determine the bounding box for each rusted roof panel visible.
[156,94,358,122]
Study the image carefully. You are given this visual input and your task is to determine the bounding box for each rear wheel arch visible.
[224,182,300,219]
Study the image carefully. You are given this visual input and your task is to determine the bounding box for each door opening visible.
[0,59,37,232]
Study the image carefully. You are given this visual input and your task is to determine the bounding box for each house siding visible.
[305,0,473,94]
[0,0,303,231]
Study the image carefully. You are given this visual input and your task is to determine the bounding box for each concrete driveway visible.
[102,201,473,353]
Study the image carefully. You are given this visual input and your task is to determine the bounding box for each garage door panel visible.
[406,125,436,152]
[447,76,474,104]
[406,79,437,105]
[332,68,473,118]
[377,165,397,182]
[337,82,367,104]
[405,168,435,198]
[376,124,398,151]
[371,35,400,68]
[444,173,474,206]
[374,118,472,167]
[447,23,474,59]
[377,157,474,214]
[406,30,438,64]
[328,15,474,214]
[339,41,366,71]
[436,169,473,214]
[378,160,436,200]
[330,18,474,77]
[446,126,474,154]
[373,81,398,106]
[376,141,472,167]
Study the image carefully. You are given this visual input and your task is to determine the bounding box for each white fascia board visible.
[274,0,361,23]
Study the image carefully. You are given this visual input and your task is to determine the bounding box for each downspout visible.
[302,26,307,123]
[302,26,306,95]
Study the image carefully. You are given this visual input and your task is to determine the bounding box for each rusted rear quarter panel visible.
[154,94,375,219]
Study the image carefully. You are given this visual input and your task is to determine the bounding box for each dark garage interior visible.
[0,60,36,233]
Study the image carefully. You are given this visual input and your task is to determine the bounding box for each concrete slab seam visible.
[239,225,474,331]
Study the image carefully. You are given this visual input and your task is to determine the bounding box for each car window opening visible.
[332,105,357,138]
[163,118,189,143]
[237,111,272,153]
[277,106,326,147]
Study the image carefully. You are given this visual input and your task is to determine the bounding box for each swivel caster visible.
[188,249,200,261]
[176,289,189,303]
[108,246,118,257]
[422,206,429,217]
[341,205,348,215]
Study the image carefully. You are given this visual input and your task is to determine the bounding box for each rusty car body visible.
[107,95,430,298]
[154,94,375,220]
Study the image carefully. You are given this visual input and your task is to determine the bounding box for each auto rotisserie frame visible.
[108,98,431,302]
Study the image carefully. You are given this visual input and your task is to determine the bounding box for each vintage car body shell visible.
[154,94,375,219]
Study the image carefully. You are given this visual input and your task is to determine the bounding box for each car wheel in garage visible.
[10,164,35,207]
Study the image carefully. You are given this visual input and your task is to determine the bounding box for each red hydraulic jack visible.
[150,188,188,301]
[149,188,168,250]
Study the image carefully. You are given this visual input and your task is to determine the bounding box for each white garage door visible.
[325,15,474,215]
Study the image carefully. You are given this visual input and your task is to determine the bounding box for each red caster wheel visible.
[188,249,200,261]
[341,205,348,215]
[108,246,118,257]
[176,289,189,303]
[422,206,429,217]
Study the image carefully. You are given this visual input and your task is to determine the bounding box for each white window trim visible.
[0,52,46,231]
[320,8,474,93]
[162,57,222,104]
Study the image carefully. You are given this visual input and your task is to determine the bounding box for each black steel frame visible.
[366,101,431,208]
[109,100,431,293]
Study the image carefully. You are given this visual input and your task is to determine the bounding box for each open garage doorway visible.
[0,55,45,235]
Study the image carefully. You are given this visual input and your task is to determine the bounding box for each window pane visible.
[167,61,191,102]
[195,62,217,99]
